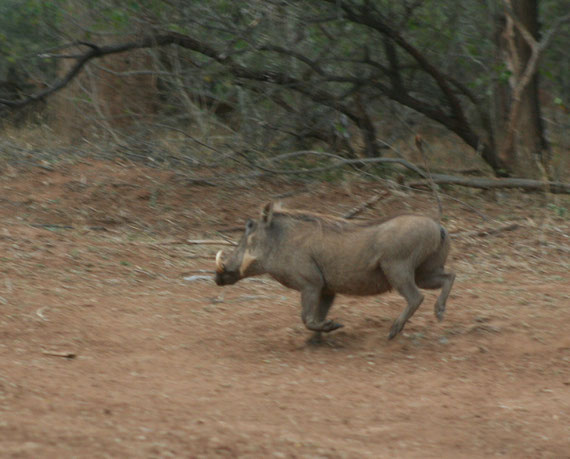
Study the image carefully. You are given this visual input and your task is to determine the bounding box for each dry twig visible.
[41,350,77,359]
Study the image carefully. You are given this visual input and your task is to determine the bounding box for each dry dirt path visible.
[1,160,568,457]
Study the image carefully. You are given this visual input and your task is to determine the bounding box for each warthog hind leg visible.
[385,264,425,340]
[416,269,456,321]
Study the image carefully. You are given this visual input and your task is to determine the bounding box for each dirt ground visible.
[0,158,568,458]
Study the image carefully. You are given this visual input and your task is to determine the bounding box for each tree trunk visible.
[495,0,549,177]
[512,0,549,171]
[354,93,380,158]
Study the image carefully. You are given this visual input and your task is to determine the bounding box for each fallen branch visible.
[261,151,570,195]
[408,175,570,194]
[342,191,390,219]
[184,150,570,194]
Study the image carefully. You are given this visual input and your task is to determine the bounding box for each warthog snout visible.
[214,250,240,286]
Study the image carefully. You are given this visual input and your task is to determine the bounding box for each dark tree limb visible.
[321,0,509,176]
[0,34,220,110]
[329,0,467,125]
[0,31,382,158]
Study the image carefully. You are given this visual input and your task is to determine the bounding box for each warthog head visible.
[215,203,275,286]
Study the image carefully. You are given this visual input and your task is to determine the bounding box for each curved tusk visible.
[215,250,225,273]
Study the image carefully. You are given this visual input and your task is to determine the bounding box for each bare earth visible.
[0,159,568,458]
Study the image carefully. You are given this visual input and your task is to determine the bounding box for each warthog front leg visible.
[301,289,343,337]
[306,293,338,344]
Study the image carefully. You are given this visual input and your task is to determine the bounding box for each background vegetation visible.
[0,0,568,183]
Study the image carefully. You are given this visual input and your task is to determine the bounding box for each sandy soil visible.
[0,159,568,458]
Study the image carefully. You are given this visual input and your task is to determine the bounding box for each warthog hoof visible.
[306,319,344,333]
[324,320,344,332]
[388,320,405,340]
[435,302,446,321]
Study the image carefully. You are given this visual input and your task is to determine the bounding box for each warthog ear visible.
[261,202,274,226]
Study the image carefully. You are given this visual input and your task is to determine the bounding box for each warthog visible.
[215,202,455,340]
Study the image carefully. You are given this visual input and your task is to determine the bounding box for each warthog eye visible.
[245,219,254,233]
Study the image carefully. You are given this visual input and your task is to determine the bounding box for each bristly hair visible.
[273,209,346,230]
[271,205,408,232]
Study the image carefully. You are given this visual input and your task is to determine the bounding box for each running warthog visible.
[215,202,455,340]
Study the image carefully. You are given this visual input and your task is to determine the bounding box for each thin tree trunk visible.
[497,0,550,177]
[512,0,549,170]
